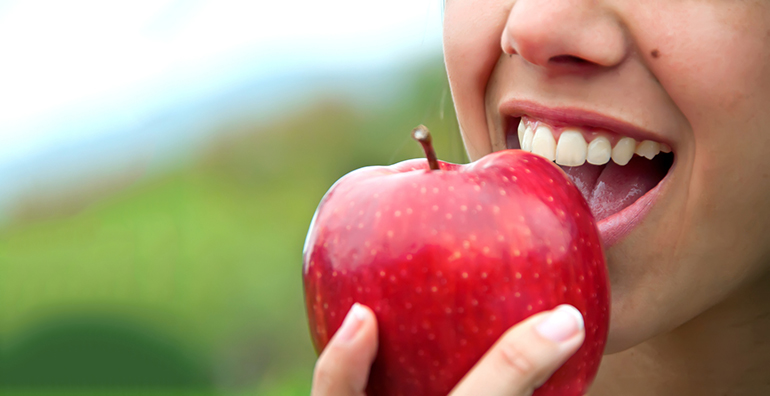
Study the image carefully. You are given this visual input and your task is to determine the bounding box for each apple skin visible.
[303,150,609,396]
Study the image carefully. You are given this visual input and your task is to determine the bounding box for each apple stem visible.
[412,125,440,171]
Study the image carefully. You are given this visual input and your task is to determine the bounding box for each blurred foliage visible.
[0,58,462,395]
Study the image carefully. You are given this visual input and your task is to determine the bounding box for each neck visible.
[590,271,770,396]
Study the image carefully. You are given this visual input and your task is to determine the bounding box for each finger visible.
[311,303,379,396]
[450,304,585,396]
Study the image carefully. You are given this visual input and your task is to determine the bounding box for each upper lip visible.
[499,99,671,146]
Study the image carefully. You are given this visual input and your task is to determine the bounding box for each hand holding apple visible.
[303,126,609,396]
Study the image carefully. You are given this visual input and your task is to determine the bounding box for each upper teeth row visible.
[517,122,671,167]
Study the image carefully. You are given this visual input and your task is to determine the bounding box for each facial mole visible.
[651,49,660,59]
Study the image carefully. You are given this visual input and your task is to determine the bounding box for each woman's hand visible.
[311,303,586,396]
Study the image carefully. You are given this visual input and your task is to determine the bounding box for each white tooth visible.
[531,125,556,161]
[521,124,535,151]
[611,137,637,166]
[586,136,612,165]
[635,140,661,159]
[660,143,672,153]
[517,121,526,147]
[555,130,587,166]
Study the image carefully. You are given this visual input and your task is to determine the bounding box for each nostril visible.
[549,55,589,65]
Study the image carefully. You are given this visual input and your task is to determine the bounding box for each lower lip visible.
[595,162,674,248]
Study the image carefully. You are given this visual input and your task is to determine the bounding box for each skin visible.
[313,0,770,394]
[444,0,770,393]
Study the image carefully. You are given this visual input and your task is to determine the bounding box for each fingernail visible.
[536,304,584,343]
[336,303,368,342]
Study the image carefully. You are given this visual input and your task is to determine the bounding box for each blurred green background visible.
[0,56,464,395]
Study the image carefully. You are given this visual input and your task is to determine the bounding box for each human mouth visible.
[504,112,674,247]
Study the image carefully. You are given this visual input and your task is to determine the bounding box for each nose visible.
[501,0,627,69]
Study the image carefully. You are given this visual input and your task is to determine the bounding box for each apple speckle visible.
[433,187,440,194]
[515,272,522,279]
[304,150,609,396]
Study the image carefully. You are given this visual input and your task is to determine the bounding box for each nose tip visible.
[501,0,627,69]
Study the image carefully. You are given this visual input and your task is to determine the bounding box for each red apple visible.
[303,126,609,396]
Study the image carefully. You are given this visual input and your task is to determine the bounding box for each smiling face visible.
[443,0,770,353]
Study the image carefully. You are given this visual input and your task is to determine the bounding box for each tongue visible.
[561,156,669,221]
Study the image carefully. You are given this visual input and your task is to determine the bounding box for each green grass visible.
[0,59,462,394]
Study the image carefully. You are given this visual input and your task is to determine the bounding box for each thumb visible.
[450,304,586,396]
[312,303,379,396]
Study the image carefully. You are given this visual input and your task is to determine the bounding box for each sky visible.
[0,0,444,218]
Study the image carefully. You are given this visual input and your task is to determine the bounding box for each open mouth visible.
[506,116,674,242]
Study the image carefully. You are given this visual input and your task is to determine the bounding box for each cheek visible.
[443,0,511,160]
[609,0,770,347]
[627,1,770,135]
[651,2,770,259]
